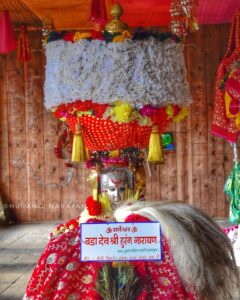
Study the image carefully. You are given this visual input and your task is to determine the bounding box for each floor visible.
[0,221,239,300]
[0,223,57,300]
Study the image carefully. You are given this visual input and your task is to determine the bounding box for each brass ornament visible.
[105,3,129,34]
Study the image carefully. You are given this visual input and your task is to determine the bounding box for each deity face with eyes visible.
[99,167,134,210]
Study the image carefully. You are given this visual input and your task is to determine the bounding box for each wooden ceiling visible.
[0,0,41,27]
[0,0,239,30]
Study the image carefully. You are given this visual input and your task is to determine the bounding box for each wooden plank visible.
[24,31,45,221]
[43,109,61,220]
[149,164,161,201]
[6,51,28,221]
[189,28,208,145]
[205,24,224,217]
[188,26,209,213]
[40,48,61,220]
[144,161,152,201]
[0,55,10,209]
[159,123,177,201]
[184,39,194,205]
[175,120,188,202]
[59,162,85,221]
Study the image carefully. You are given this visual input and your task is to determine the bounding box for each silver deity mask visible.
[100,167,134,210]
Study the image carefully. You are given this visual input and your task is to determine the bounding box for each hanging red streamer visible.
[89,0,107,26]
[17,25,32,62]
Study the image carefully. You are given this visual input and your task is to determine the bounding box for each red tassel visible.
[89,0,107,26]
[17,25,32,62]
[0,11,16,54]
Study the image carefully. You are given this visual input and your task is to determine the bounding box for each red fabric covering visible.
[66,115,152,151]
[120,0,171,27]
[24,216,197,300]
[89,0,107,26]
[211,10,240,142]
[0,11,16,54]
[197,0,240,24]
[112,0,239,27]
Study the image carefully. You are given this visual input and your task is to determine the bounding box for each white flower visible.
[44,38,191,109]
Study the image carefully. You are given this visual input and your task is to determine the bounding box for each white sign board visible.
[80,222,162,262]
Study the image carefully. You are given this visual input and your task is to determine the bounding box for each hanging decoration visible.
[52,99,188,154]
[42,17,53,49]
[46,3,191,165]
[147,126,165,163]
[0,11,16,54]
[71,119,89,162]
[161,132,175,151]
[17,25,32,62]
[89,0,107,26]
[224,164,240,224]
[211,10,240,142]
[170,0,199,39]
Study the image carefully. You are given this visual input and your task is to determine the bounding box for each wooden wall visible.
[0,25,233,222]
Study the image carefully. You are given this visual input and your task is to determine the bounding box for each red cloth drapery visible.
[0,11,16,54]
[117,0,171,27]
[211,10,240,142]
[197,0,240,24]
[24,215,197,300]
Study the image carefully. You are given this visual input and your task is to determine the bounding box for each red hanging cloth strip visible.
[89,0,107,26]
[17,25,32,62]
[0,11,16,54]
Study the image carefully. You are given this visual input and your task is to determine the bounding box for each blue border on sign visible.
[80,221,162,262]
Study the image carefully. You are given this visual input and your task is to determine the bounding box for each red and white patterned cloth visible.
[24,215,197,300]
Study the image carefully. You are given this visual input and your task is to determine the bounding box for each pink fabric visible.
[197,0,240,24]
[0,11,16,54]
[119,0,240,26]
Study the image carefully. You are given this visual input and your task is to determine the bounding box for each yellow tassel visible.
[71,121,88,162]
[99,193,112,213]
[125,188,132,200]
[147,126,164,163]
[134,189,140,201]
[87,170,98,200]
[109,150,120,157]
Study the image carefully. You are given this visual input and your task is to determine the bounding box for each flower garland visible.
[170,0,199,39]
[54,126,72,160]
[53,99,188,134]
[52,100,188,154]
